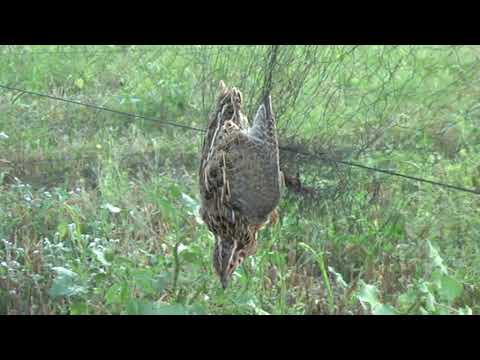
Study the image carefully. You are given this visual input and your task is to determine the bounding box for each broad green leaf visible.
[126,299,143,315]
[398,289,417,309]
[132,271,157,295]
[439,275,463,303]
[153,274,169,293]
[51,266,77,278]
[431,270,444,288]
[49,267,86,298]
[139,303,190,315]
[189,303,206,315]
[458,306,473,315]
[357,281,396,315]
[70,302,88,315]
[427,241,448,275]
[105,284,122,305]
[372,304,396,315]
[357,282,380,306]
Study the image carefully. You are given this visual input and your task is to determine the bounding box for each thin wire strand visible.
[0,84,205,132]
[1,83,479,196]
[283,148,480,195]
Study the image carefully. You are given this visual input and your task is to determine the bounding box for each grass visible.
[0,45,479,315]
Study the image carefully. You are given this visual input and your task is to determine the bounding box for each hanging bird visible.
[199,80,283,289]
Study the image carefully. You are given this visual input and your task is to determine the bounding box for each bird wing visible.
[222,131,282,224]
[199,83,281,227]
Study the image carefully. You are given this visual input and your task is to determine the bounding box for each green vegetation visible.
[1,45,479,314]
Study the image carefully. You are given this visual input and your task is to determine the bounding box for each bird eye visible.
[237,253,246,265]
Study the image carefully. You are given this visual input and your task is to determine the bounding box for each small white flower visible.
[177,243,188,253]
[104,203,121,214]
[0,132,8,140]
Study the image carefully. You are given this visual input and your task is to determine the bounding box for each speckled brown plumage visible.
[199,80,283,288]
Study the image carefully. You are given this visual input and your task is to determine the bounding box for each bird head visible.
[213,236,249,289]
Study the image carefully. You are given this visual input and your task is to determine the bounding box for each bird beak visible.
[264,95,273,117]
[221,275,229,289]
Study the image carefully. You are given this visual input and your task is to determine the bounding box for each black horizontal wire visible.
[286,149,480,195]
[1,83,479,196]
[0,84,205,133]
